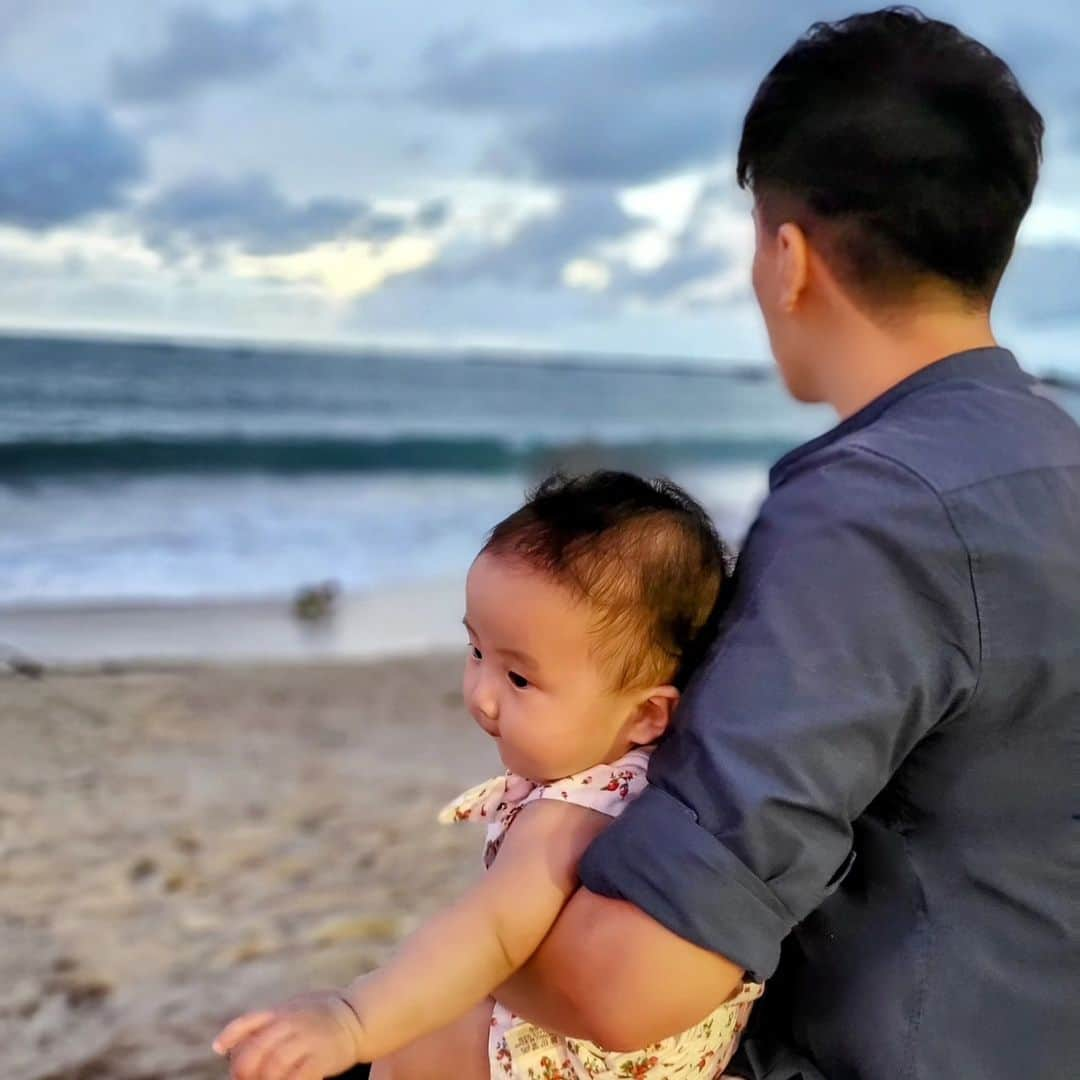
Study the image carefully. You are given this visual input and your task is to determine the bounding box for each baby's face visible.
[462,551,639,782]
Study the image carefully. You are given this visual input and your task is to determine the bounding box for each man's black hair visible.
[737,6,1044,305]
[482,470,729,690]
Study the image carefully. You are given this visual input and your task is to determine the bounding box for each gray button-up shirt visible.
[580,347,1080,1079]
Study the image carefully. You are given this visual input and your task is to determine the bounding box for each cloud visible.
[111,2,319,104]
[0,90,144,229]
[423,188,639,289]
[601,174,746,306]
[612,248,730,304]
[414,1,1076,187]
[139,174,366,258]
[230,234,437,298]
[499,93,734,186]
[415,3,830,184]
[415,198,451,229]
[137,173,449,262]
[367,179,739,311]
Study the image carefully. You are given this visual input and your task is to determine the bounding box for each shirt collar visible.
[769,346,1029,490]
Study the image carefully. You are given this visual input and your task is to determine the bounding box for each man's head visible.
[738,7,1043,403]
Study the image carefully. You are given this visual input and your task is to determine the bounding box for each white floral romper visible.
[438,746,764,1080]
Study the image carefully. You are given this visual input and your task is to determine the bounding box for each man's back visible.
[583,348,1079,1079]
[780,349,1080,1077]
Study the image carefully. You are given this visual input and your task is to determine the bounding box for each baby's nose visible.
[468,684,499,736]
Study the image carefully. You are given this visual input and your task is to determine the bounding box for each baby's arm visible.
[342,798,610,1063]
[370,997,493,1080]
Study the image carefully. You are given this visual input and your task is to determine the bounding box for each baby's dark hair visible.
[481,471,729,691]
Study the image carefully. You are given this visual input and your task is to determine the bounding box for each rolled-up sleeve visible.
[579,444,981,980]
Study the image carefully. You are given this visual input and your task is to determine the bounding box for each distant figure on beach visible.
[214,472,764,1078]
[292,580,340,623]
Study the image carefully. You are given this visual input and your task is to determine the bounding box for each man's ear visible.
[626,684,680,746]
[777,221,809,312]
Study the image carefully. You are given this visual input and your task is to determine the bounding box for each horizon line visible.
[0,322,771,377]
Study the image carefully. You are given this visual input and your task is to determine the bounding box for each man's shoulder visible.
[846,375,1080,495]
[751,441,951,565]
[780,375,1080,500]
[768,438,940,513]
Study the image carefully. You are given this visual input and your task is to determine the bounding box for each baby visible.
[213,470,762,1080]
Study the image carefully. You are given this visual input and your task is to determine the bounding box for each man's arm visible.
[496,446,981,1050]
[496,886,744,1050]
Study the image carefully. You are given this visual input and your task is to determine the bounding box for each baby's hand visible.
[212,989,365,1079]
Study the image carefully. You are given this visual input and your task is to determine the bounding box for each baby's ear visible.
[628,684,680,745]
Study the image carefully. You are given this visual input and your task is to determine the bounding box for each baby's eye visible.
[469,644,482,661]
[507,671,530,689]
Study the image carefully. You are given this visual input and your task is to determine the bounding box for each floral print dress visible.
[438,747,764,1080]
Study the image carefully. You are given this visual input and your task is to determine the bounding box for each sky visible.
[4,0,1080,371]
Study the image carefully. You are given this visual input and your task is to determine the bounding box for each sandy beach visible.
[1,650,498,1080]
[0,582,465,669]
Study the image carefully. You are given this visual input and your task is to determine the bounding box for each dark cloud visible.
[480,93,732,186]
[607,176,740,305]
[138,173,444,258]
[417,2,1068,186]
[0,92,144,229]
[139,174,364,257]
[111,3,319,104]
[613,248,729,304]
[415,198,451,229]
[364,210,414,243]
[416,3,831,184]
[423,188,639,289]
[377,180,734,310]
[419,6,784,112]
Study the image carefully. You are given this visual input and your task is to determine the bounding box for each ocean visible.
[4,332,1072,610]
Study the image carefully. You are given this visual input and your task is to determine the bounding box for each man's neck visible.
[820,310,997,420]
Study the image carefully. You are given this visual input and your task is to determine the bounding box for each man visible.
[333,8,1077,1079]
[490,9,1077,1080]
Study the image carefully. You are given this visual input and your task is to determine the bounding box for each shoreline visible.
[0,579,465,669]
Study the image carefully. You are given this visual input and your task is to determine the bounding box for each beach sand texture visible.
[0,655,497,1080]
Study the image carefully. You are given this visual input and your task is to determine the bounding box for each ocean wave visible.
[0,433,795,478]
